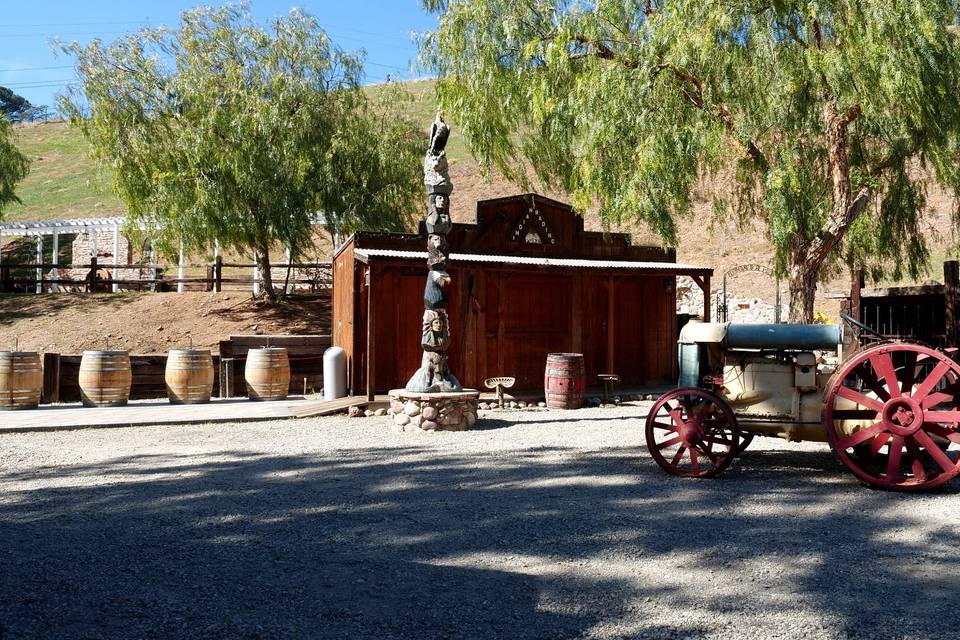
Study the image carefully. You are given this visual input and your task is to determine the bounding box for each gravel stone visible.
[2,403,957,639]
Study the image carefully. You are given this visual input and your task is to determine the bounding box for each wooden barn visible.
[332,194,712,396]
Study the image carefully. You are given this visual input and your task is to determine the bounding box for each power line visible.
[0,20,153,28]
[2,78,76,87]
[0,65,75,73]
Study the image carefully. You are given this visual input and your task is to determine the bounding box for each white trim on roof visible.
[355,248,709,272]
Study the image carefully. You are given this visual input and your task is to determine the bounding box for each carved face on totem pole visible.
[421,309,450,351]
[427,233,449,268]
[426,194,453,235]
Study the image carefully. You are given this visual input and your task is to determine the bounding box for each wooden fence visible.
[0,257,332,294]
[41,335,332,403]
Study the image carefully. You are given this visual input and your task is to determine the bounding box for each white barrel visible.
[323,346,346,401]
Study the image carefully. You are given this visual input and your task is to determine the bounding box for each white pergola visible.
[0,216,132,293]
[0,214,327,294]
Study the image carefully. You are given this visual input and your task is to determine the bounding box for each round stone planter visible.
[387,389,481,431]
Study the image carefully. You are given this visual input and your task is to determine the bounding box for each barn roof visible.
[354,248,711,275]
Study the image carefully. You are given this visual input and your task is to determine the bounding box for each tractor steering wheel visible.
[839,313,886,340]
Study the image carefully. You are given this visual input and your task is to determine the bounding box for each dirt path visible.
[1,406,957,639]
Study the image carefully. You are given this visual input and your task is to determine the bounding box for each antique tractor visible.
[645,317,960,491]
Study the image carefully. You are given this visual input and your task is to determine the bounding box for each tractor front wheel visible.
[645,387,741,478]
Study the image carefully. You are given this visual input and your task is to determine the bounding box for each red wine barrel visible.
[544,353,585,409]
[0,351,43,410]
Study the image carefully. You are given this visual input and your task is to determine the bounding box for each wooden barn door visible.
[491,271,573,390]
[612,276,676,386]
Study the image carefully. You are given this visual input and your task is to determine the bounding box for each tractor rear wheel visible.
[824,343,960,491]
[645,387,741,478]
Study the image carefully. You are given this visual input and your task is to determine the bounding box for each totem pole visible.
[405,113,462,393]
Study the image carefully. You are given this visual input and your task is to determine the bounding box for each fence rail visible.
[0,257,333,294]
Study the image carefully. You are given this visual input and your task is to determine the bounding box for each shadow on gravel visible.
[1,440,959,639]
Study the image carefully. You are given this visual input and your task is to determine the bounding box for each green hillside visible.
[3,79,458,224]
[4,121,123,221]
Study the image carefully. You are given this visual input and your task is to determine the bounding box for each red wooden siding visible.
[332,193,706,395]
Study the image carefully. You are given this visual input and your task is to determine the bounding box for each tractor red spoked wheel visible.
[825,343,960,491]
[645,387,741,478]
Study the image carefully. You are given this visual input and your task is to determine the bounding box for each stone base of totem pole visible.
[388,389,481,432]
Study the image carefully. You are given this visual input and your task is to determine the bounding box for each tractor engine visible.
[678,321,843,442]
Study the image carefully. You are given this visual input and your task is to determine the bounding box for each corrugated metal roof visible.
[355,248,709,272]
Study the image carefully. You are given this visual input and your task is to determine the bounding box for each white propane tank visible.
[323,346,347,401]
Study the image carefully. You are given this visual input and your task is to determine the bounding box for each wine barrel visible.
[245,347,291,401]
[79,350,132,407]
[544,353,585,409]
[165,349,214,404]
[0,351,43,410]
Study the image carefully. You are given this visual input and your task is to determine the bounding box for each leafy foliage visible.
[0,115,30,216]
[420,0,960,320]
[59,4,423,298]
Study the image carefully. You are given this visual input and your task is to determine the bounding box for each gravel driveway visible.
[1,404,958,639]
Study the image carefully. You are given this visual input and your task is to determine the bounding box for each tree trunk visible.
[787,259,818,324]
[256,241,277,303]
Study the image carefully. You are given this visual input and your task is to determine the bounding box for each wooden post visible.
[219,357,234,398]
[214,255,223,293]
[87,257,98,292]
[944,261,959,347]
[51,231,59,293]
[214,240,222,293]
[177,239,185,293]
[41,353,60,404]
[851,269,864,323]
[35,235,43,294]
[111,222,120,293]
[365,266,375,401]
[702,274,711,322]
[606,275,615,373]
[571,273,583,353]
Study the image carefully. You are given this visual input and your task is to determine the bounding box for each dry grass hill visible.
[1,79,958,352]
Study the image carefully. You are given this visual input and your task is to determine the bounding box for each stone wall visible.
[71,231,133,264]
[676,275,787,323]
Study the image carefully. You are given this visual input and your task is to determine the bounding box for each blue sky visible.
[0,1,437,111]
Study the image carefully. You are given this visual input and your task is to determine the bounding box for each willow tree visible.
[60,5,422,301]
[420,1,960,322]
[0,115,29,215]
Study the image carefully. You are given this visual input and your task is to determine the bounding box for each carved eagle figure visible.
[428,112,450,155]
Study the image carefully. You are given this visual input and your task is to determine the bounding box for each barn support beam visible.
[690,274,711,322]
[606,275,615,373]
[365,265,375,401]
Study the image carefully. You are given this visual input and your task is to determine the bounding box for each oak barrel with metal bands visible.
[79,350,132,408]
[544,352,586,409]
[0,351,43,410]
[245,347,291,401]
[165,349,215,404]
